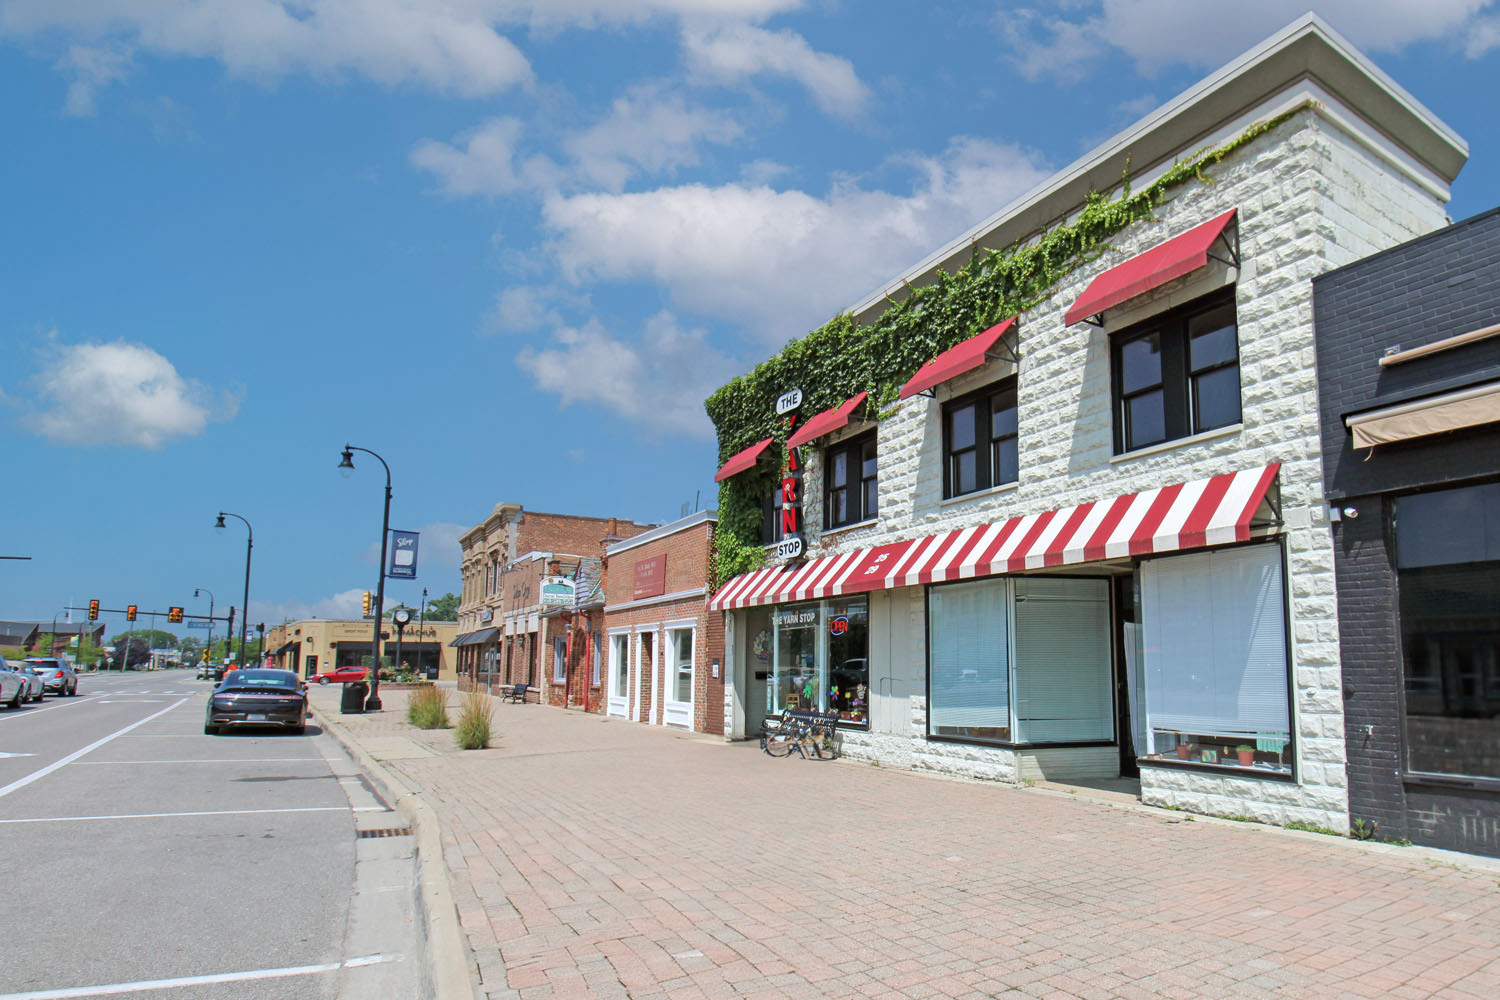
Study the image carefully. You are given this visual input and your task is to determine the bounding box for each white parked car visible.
[24,657,78,697]
[0,656,30,709]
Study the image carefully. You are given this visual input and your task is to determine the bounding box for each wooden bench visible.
[760,708,840,759]
[503,682,529,704]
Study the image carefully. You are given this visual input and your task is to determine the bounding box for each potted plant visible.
[1236,745,1255,767]
[1176,742,1192,760]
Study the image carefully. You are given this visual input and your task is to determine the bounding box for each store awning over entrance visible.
[454,627,499,646]
[448,631,471,647]
[1346,381,1500,448]
[714,437,775,482]
[709,463,1279,611]
[787,392,868,449]
[273,640,297,656]
[899,318,1016,399]
[1064,208,1238,326]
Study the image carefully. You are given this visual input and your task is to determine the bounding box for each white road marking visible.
[0,805,386,824]
[97,700,163,704]
[77,758,324,765]
[0,751,38,759]
[0,699,188,801]
[0,698,94,721]
[0,954,393,999]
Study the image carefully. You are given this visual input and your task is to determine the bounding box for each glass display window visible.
[769,597,869,724]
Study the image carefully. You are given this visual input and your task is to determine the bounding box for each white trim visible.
[606,510,716,556]
[818,517,878,539]
[663,624,696,730]
[1109,424,1244,464]
[605,588,708,614]
[939,481,1019,508]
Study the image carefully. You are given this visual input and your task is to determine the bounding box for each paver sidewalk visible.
[312,687,1500,1000]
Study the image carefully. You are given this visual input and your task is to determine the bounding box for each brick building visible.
[1313,205,1500,856]
[455,505,650,703]
[603,511,724,733]
[708,16,1467,831]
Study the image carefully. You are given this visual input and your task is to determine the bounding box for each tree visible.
[423,592,459,620]
[109,629,179,650]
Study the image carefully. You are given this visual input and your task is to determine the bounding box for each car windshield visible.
[222,670,298,690]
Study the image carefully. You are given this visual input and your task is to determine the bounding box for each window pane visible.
[992,435,1018,485]
[1399,562,1500,779]
[1125,390,1166,450]
[863,478,878,517]
[952,450,977,495]
[1013,578,1112,742]
[990,393,1018,439]
[828,597,869,723]
[929,580,1010,741]
[1189,311,1238,371]
[672,628,693,703]
[829,449,848,488]
[861,441,877,480]
[1119,333,1162,394]
[1396,483,1500,568]
[829,487,848,525]
[949,403,975,451]
[1192,364,1241,431]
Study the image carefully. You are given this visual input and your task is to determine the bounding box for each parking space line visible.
[0,699,188,801]
[76,758,325,765]
[0,805,387,824]
[0,953,392,999]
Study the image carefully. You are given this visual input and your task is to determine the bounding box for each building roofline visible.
[844,13,1468,326]
[605,509,717,556]
[1313,201,1500,287]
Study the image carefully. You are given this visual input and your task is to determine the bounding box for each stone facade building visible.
[602,511,724,733]
[709,16,1467,831]
[1314,205,1500,856]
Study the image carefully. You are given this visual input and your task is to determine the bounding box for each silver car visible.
[24,657,78,696]
[0,657,31,708]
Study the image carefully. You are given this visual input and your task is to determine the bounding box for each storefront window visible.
[1140,543,1292,774]
[669,627,694,704]
[610,633,629,698]
[929,579,1010,740]
[1396,482,1500,781]
[769,598,869,723]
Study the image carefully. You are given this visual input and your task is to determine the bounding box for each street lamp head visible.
[338,447,355,478]
[214,513,227,531]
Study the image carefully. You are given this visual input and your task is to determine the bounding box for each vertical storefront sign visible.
[777,388,805,559]
[389,529,420,579]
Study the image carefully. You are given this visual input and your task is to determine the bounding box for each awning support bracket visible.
[1205,225,1241,271]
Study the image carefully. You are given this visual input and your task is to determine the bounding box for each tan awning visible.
[1347,381,1500,449]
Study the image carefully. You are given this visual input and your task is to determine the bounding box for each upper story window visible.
[1112,291,1239,454]
[760,484,785,545]
[943,379,1018,499]
[825,432,877,528]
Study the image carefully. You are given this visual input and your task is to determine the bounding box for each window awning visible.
[1347,381,1500,449]
[787,392,869,450]
[274,640,297,656]
[714,437,775,482]
[1064,208,1238,326]
[448,631,471,647]
[454,627,499,646]
[709,463,1279,610]
[899,318,1017,399]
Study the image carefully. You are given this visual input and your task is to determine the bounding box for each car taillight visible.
[55,671,65,678]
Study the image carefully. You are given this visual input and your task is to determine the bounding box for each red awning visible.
[709,463,1278,610]
[899,318,1016,400]
[1064,208,1238,326]
[713,437,774,482]
[786,392,868,450]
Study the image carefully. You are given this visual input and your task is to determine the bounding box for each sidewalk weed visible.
[407,686,451,729]
[455,690,493,749]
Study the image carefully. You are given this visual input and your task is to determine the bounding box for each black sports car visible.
[205,668,308,735]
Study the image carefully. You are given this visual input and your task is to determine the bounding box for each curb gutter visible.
[314,704,477,1000]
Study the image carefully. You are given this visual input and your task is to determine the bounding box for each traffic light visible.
[362,591,371,616]
[167,606,184,623]
[126,605,138,622]
[88,599,99,621]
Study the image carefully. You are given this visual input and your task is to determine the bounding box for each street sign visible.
[185,621,211,630]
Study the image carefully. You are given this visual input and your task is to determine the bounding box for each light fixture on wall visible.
[1342,506,1359,519]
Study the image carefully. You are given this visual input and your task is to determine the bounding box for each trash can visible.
[341,681,369,714]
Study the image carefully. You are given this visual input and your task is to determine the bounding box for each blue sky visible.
[2,1,1498,634]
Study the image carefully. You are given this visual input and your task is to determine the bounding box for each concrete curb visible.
[313,704,477,1000]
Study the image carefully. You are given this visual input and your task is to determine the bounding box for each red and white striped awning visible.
[709,464,1279,611]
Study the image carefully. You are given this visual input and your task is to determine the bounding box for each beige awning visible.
[1347,381,1500,449]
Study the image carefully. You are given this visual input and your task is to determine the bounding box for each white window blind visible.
[928,579,1010,735]
[1142,543,1290,739]
[553,637,566,682]
[1013,577,1113,742]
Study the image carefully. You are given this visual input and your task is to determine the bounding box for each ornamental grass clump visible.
[454,690,493,750]
[406,686,450,730]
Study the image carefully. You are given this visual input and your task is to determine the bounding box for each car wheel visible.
[204,722,218,735]
[69,683,77,696]
[7,687,22,709]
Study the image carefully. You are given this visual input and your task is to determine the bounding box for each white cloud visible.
[540,137,1052,343]
[23,339,239,448]
[410,116,559,197]
[682,21,870,117]
[516,311,740,437]
[488,285,564,332]
[996,1,1496,80]
[55,44,131,116]
[563,84,743,191]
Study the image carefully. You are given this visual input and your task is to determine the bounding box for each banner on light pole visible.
[389,529,419,579]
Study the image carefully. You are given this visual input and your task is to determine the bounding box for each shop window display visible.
[768,598,869,724]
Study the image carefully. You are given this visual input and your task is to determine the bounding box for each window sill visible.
[1401,771,1500,794]
[1109,423,1243,464]
[821,517,878,538]
[940,481,1019,508]
[1139,756,1295,782]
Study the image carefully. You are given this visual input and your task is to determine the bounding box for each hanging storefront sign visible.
[388,529,419,579]
[540,575,575,607]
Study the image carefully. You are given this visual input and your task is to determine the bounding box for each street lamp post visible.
[419,586,428,678]
[194,588,215,667]
[339,445,390,711]
[215,512,253,668]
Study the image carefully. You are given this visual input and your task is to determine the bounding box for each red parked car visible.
[309,666,368,685]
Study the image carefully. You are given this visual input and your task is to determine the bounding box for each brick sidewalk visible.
[312,687,1500,1000]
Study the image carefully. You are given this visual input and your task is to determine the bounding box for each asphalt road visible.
[0,669,419,999]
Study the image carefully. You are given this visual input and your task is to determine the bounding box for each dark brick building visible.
[1313,204,1500,856]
